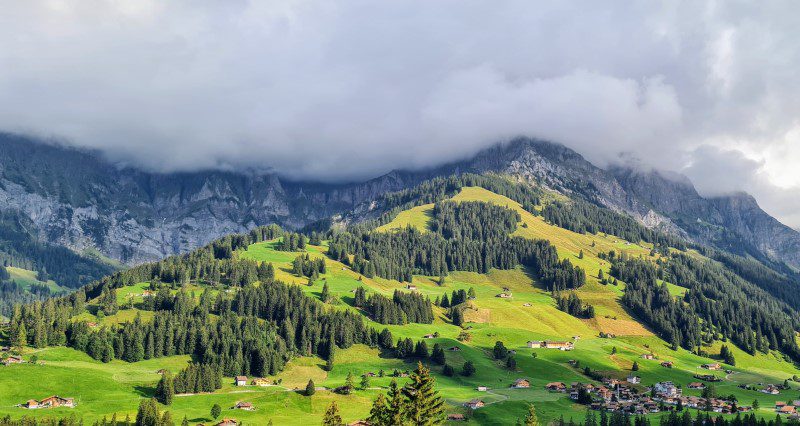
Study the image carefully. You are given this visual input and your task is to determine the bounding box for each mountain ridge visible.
[2,133,799,269]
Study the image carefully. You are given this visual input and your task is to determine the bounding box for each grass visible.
[2,186,798,425]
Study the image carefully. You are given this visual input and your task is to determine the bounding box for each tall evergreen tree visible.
[402,362,445,425]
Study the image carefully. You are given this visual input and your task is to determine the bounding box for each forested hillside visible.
[3,176,800,425]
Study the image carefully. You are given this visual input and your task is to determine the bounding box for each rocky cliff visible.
[2,134,800,269]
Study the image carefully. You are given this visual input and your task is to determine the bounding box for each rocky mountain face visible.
[2,133,800,269]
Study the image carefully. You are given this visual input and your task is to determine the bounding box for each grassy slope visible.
[1,186,799,425]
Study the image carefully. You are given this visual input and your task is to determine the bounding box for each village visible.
[455,349,797,420]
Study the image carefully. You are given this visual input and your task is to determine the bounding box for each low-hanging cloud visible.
[1,1,800,226]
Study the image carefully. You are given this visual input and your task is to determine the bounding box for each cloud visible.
[1,1,799,225]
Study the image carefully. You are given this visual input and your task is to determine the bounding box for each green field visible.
[1,186,798,425]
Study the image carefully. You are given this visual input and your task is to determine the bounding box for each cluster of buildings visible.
[544,379,751,416]
[774,401,800,417]
[19,396,75,409]
[526,340,574,351]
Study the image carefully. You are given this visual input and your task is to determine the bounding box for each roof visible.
[235,376,247,381]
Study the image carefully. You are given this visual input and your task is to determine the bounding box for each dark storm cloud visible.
[1,1,800,225]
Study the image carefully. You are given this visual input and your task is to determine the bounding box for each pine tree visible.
[323,401,343,426]
[135,398,160,426]
[462,361,476,376]
[360,374,370,390]
[386,380,405,425]
[345,371,355,392]
[367,393,390,426]
[161,411,175,426]
[306,379,316,396]
[155,371,175,405]
[211,403,221,420]
[431,344,446,365]
[402,362,445,425]
[524,404,539,426]
[321,282,330,303]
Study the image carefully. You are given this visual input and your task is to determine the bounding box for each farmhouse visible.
[762,385,781,395]
[527,341,543,349]
[215,419,239,426]
[464,399,485,409]
[626,375,641,384]
[235,376,248,386]
[22,396,75,409]
[701,363,721,371]
[233,402,254,411]
[423,334,436,339]
[448,346,461,351]
[496,292,512,298]
[406,284,417,291]
[661,361,674,368]
[522,303,532,307]
[447,414,466,421]
[512,379,531,388]
[640,354,654,360]
[2,355,24,365]
[251,378,270,386]
[546,382,567,392]
[544,341,574,351]
[687,382,705,389]
[477,386,488,392]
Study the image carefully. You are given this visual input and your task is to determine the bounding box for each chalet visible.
[496,292,512,298]
[423,334,436,339]
[544,341,574,351]
[546,382,567,392]
[142,290,154,297]
[406,284,417,291]
[640,354,654,360]
[23,400,39,409]
[779,406,797,415]
[701,363,721,371]
[522,303,532,307]
[2,355,24,365]
[687,382,705,389]
[348,421,371,426]
[87,322,98,328]
[362,372,377,377]
[775,402,787,409]
[233,402,254,411]
[215,420,239,426]
[512,379,531,388]
[477,386,488,392]
[527,341,543,349]
[661,361,674,368]
[251,378,270,386]
[448,346,461,351]
[447,414,466,421]
[763,385,781,395]
[31,396,75,409]
[234,376,248,386]
[626,375,641,385]
[464,399,485,409]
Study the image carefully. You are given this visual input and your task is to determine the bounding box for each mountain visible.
[2,133,800,271]
[3,179,800,425]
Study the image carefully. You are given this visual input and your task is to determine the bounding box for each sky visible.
[1,1,800,226]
